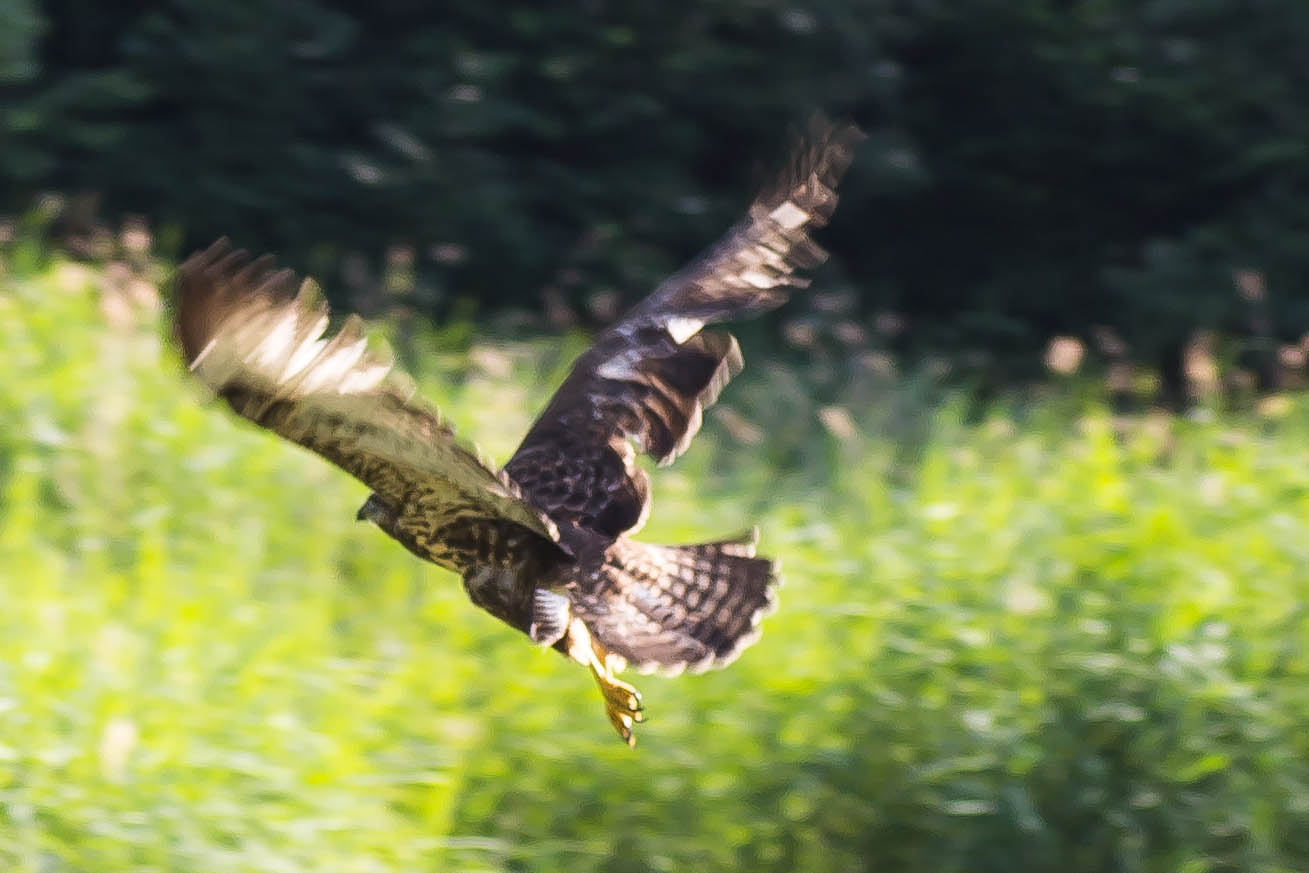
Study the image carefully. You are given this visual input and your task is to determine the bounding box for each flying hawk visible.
[175,117,861,745]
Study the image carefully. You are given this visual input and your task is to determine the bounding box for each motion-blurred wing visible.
[506,117,862,538]
[176,239,559,548]
[630,116,864,328]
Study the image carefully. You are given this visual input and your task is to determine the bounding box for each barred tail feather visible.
[575,530,780,676]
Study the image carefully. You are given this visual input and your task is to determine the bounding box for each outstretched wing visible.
[506,116,863,538]
[175,239,560,554]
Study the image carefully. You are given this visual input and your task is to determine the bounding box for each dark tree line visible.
[4,0,1309,368]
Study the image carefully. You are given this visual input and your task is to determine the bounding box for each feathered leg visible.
[565,617,645,746]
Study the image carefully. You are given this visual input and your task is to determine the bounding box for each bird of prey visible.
[174,117,861,745]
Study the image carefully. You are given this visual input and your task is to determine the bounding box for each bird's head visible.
[355,494,393,526]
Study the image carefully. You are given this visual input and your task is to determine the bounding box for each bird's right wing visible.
[175,239,561,556]
[627,115,864,328]
[506,117,863,538]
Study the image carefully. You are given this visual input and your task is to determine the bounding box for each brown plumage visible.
[174,116,862,745]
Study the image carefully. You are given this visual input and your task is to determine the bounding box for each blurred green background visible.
[3,1,1309,871]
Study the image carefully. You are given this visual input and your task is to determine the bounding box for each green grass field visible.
[1,237,1307,872]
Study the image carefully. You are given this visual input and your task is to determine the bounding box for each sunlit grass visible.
[1,240,1307,872]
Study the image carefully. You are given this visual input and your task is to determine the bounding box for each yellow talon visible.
[566,618,645,746]
[596,669,644,746]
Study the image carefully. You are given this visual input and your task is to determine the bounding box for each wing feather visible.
[625,115,864,328]
[175,238,559,545]
[506,116,861,537]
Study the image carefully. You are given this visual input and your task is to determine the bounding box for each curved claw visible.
[565,617,647,746]
[599,673,645,746]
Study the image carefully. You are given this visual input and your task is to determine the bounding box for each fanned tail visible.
[572,529,780,676]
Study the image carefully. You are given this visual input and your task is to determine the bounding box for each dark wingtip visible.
[764,113,865,226]
[174,239,231,364]
[805,113,867,170]
[174,238,298,366]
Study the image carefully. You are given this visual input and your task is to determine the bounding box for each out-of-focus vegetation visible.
[3,228,1308,872]
[4,0,1309,369]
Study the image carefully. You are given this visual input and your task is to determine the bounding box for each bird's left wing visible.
[175,239,560,548]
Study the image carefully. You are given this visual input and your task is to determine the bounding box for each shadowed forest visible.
[2,1,1308,871]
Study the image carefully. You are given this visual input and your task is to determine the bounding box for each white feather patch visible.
[665,316,704,344]
[768,200,810,231]
[738,269,775,289]
[251,308,303,370]
[337,362,391,394]
[299,337,369,393]
[596,350,642,381]
[279,338,326,383]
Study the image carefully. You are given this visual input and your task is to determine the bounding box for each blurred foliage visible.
[3,227,1309,872]
[3,0,1309,368]
[0,0,41,82]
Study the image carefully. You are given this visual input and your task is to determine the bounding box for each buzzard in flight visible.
[175,118,861,745]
